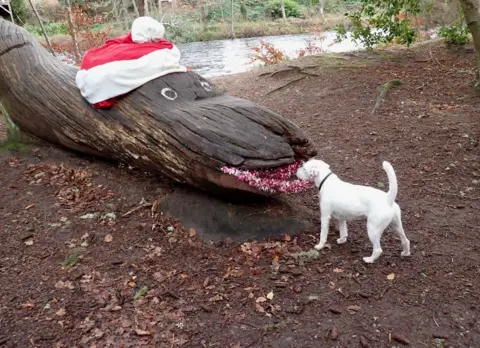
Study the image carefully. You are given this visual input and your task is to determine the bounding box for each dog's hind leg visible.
[392,204,411,257]
[314,214,331,250]
[363,222,385,263]
[337,220,348,244]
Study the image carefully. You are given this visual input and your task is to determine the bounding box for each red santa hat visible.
[76,16,187,109]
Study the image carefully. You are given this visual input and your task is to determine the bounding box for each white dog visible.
[296,159,411,263]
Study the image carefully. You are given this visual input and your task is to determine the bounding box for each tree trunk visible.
[0,19,317,198]
[144,0,149,16]
[231,0,235,38]
[65,0,81,65]
[27,0,56,56]
[133,0,143,16]
[459,0,480,89]
[200,1,207,31]
[280,0,287,21]
[240,0,247,20]
[318,0,325,21]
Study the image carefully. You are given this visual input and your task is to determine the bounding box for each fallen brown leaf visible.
[347,305,361,312]
[209,294,224,302]
[134,329,151,336]
[55,308,67,317]
[22,302,35,309]
[224,267,245,278]
[359,335,369,347]
[392,332,410,345]
[331,327,338,340]
[55,280,75,290]
[121,319,133,328]
[255,303,265,313]
[93,328,104,339]
[104,234,113,243]
[271,257,280,273]
[329,307,342,314]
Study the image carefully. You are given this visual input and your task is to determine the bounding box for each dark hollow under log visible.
[0,18,317,197]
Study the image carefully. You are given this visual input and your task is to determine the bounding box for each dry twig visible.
[121,202,153,217]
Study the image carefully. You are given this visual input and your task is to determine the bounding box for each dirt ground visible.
[1,41,479,348]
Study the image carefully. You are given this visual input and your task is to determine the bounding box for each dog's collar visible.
[318,172,333,192]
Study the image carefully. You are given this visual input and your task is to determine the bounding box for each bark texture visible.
[459,0,480,88]
[0,19,317,197]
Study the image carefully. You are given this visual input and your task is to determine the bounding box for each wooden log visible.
[0,19,317,197]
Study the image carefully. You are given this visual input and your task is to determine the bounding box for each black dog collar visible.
[318,172,333,192]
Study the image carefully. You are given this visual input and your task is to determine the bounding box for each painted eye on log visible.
[161,88,178,100]
[200,81,213,91]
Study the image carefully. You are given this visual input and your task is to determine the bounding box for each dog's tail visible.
[382,161,397,206]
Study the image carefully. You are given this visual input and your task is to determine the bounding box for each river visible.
[177,31,363,78]
[59,29,439,78]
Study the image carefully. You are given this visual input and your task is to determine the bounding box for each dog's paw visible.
[401,241,411,257]
[336,237,347,245]
[362,256,375,264]
[314,243,325,251]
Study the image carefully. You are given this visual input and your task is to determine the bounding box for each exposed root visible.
[265,75,307,96]
[371,79,402,114]
[261,64,321,96]
[260,64,320,79]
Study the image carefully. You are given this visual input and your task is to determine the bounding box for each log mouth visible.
[221,160,314,194]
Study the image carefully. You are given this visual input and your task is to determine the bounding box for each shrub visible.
[41,4,111,61]
[298,35,326,57]
[240,1,248,20]
[439,22,469,46]
[25,21,70,37]
[11,0,29,23]
[249,40,287,65]
[265,0,303,19]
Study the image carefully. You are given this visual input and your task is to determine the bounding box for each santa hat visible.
[75,16,187,108]
[131,16,166,43]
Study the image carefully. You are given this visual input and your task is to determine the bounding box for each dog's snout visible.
[296,166,307,181]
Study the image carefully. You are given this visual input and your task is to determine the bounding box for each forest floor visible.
[0,40,479,348]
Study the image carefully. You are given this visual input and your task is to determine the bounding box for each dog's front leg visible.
[314,214,330,250]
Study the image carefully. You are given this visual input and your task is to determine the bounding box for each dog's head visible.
[296,159,331,182]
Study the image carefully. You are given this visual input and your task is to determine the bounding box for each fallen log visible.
[0,19,317,197]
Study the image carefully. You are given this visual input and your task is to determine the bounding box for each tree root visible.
[263,65,320,96]
[371,79,402,114]
[260,64,320,78]
[264,75,308,96]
